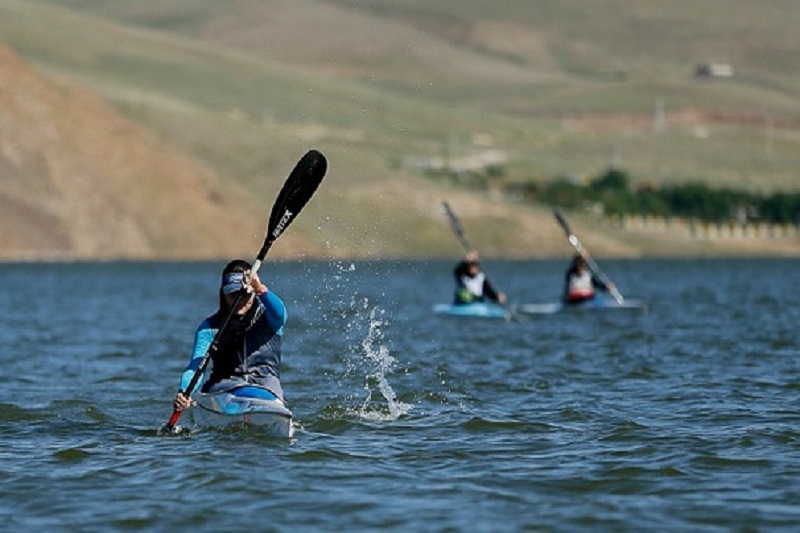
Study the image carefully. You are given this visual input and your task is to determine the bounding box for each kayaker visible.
[563,254,614,304]
[453,251,507,305]
[172,259,287,413]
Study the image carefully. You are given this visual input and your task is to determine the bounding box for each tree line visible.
[508,169,800,224]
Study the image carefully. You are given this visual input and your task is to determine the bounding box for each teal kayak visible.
[432,302,510,320]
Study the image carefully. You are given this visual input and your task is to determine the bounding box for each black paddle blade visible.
[442,201,473,253]
[260,150,327,261]
[442,201,464,237]
[553,208,572,237]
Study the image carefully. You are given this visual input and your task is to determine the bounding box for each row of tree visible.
[508,169,800,224]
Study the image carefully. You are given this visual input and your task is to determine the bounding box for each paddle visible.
[163,149,327,432]
[442,201,511,314]
[552,208,625,304]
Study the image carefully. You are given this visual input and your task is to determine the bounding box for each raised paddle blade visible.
[268,150,326,241]
[163,149,327,433]
[552,208,625,304]
[553,208,572,235]
[255,150,327,270]
[442,201,473,253]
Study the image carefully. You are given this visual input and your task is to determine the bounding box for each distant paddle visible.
[553,208,625,304]
[162,149,327,433]
[442,201,511,315]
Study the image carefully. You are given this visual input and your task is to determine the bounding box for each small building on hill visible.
[695,63,734,78]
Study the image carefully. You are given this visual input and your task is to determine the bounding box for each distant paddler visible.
[453,251,507,306]
[563,254,615,305]
[553,208,625,305]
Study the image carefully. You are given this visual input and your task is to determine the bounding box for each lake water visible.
[1,258,798,531]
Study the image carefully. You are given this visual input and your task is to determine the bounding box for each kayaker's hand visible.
[248,270,268,296]
[173,391,193,411]
[497,292,508,304]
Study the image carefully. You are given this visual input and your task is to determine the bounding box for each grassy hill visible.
[0,0,798,259]
[0,44,274,260]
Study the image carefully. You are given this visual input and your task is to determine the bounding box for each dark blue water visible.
[1,258,798,531]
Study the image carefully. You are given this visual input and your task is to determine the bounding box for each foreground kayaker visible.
[453,251,507,305]
[563,254,615,305]
[172,259,288,413]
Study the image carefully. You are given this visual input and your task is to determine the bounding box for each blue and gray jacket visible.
[179,291,287,401]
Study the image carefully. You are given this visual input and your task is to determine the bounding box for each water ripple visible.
[1,259,799,531]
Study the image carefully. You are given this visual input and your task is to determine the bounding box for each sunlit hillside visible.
[0,0,798,259]
[0,45,277,260]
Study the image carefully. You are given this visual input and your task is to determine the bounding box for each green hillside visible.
[1,0,798,258]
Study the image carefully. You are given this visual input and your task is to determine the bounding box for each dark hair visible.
[219,259,252,310]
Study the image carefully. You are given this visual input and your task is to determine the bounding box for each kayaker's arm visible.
[248,270,287,334]
[179,321,215,394]
[483,278,506,304]
[454,260,470,280]
[259,290,287,335]
[592,274,614,293]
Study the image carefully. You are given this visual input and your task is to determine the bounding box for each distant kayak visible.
[195,386,293,438]
[515,296,648,316]
[432,302,511,320]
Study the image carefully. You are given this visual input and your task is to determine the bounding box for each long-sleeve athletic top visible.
[179,290,287,400]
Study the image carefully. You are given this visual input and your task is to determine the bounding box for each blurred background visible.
[1,0,798,261]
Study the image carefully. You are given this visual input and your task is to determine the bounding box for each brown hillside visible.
[0,44,293,260]
[1,0,797,260]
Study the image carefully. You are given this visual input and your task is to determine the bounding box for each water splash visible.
[310,261,411,422]
[355,307,411,422]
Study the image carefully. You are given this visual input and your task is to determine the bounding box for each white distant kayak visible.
[515,297,648,316]
[432,302,511,320]
[513,302,563,315]
[195,386,293,438]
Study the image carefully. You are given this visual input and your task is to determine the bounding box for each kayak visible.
[432,302,510,320]
[515,296,647,316]
[195,385,294,438]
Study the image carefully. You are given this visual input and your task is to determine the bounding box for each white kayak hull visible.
[515,297,647,316]
[195,387,293,438]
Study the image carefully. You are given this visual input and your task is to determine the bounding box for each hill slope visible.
[0,0,798,259]
[0,45,265,259]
